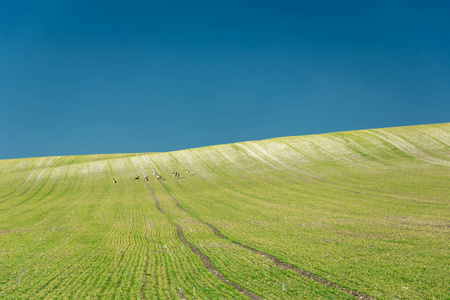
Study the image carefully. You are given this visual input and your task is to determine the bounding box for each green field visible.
[1,123,449,299]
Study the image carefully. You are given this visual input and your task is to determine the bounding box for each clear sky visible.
[1,0,449,159]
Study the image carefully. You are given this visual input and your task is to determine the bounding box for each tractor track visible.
[204,222,374,300]
[133,158,262,299]
[160,183,374,300]
[16,157,55,197]
[236,144,445,204]
[0,157,55,204]
[0,157,46,200]
[175,224,263,300]
[364,130,450,167]
[132,157,164,214]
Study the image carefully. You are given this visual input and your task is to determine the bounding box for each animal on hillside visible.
[144,176,149,181]
[156,175,162,180]
[112,179,117,183]
[172,172,180,178]
[135,176,140,180]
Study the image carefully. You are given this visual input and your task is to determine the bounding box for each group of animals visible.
[112,169,191,183]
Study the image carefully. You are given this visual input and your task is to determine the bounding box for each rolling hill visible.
[1,123,449,299]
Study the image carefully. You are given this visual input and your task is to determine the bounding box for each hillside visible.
[1,123,449,299]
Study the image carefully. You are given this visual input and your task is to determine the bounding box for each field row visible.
[1,123,449,299]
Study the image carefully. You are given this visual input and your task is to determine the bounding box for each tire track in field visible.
[204,223,374,300]
[17,157,56,196]
[133,157,262,299]
[138,200,152,300]
[137,194,152,300]
[236,143,320,183]
[132,157,176,298]
[0,157,55,204]
[176,290,187,300]
[160,183,374,300]
[0,157,46,200]
[175,224,263,300]
[111,158,155,298]
[414,127,450,149]
[276,138,448,203]
[236,144,443,204]
[364,130,450,167]
[236,143,371,192]
[131,157,164,214]
[140,253,150,299]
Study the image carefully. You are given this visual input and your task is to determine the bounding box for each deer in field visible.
[172,172,180,178]
[112,179,117,183]
[144,176,149,181]
[156,175,162,180]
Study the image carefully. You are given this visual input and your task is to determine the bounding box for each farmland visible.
[0,123,449,299]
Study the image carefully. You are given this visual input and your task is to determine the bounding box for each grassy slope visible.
[0,123,449,299]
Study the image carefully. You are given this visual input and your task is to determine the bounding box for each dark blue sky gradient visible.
[1,0,449,159]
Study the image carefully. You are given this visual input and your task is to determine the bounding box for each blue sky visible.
[1,0,449,159]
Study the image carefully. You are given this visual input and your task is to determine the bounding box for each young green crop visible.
[0,123,449,299]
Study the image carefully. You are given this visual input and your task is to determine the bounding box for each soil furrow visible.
[132,157,164,214]
[204,223,374,300]
[145,181,164,214]
[175,224,263,300]
[163,183,374,300]
[134,159,260,299]
[140,254,150,300]
[176,290,187,299]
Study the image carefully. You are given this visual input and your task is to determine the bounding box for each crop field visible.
[0,123,449,299]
